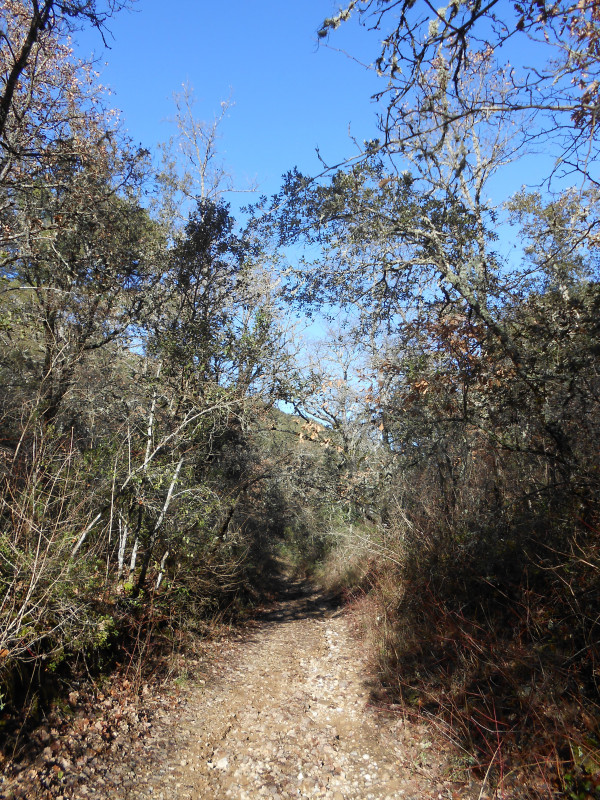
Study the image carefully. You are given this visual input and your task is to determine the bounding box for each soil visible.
[0,574,484,799]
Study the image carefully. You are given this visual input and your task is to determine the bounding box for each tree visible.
[151,197,289,402]
[1,140,162,424]
[0,0,127,146]
[0,0,160,425]
[155,83,256,234]
[318,0,600,185]
[266,21,600,480]
[0,0,129,190]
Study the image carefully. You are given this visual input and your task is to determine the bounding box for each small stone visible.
[215,756,229,770]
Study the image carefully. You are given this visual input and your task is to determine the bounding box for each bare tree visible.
[155,83,257,232]
[0,0,128,162]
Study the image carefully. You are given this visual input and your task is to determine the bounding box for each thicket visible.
[0,0,330,736]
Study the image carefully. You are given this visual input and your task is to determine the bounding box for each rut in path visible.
[120,575,480,800]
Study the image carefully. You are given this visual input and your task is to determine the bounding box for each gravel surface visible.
[1,577,483,799]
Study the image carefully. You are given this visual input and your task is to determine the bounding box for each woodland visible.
[1,0,600,797]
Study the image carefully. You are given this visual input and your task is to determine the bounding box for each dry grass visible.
[323,515,600,799]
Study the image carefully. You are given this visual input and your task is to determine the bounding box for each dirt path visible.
[3,577,482,799]
[120,578,479,800]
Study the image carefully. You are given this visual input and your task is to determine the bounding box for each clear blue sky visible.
[73,2,561,223]
[74,0,383,217]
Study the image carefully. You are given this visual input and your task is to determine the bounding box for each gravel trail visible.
[126,578,478,800]
[2,576,480,799]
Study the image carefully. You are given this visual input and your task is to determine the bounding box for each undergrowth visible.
[322,514,600,799]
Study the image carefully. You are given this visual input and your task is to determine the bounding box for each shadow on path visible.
[251,568,343,626]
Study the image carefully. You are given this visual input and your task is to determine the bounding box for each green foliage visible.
[0,7,298,718]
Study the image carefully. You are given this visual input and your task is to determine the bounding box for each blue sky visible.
[73,2,562,232]
[71,0,572,310]
[74,0,383,217]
